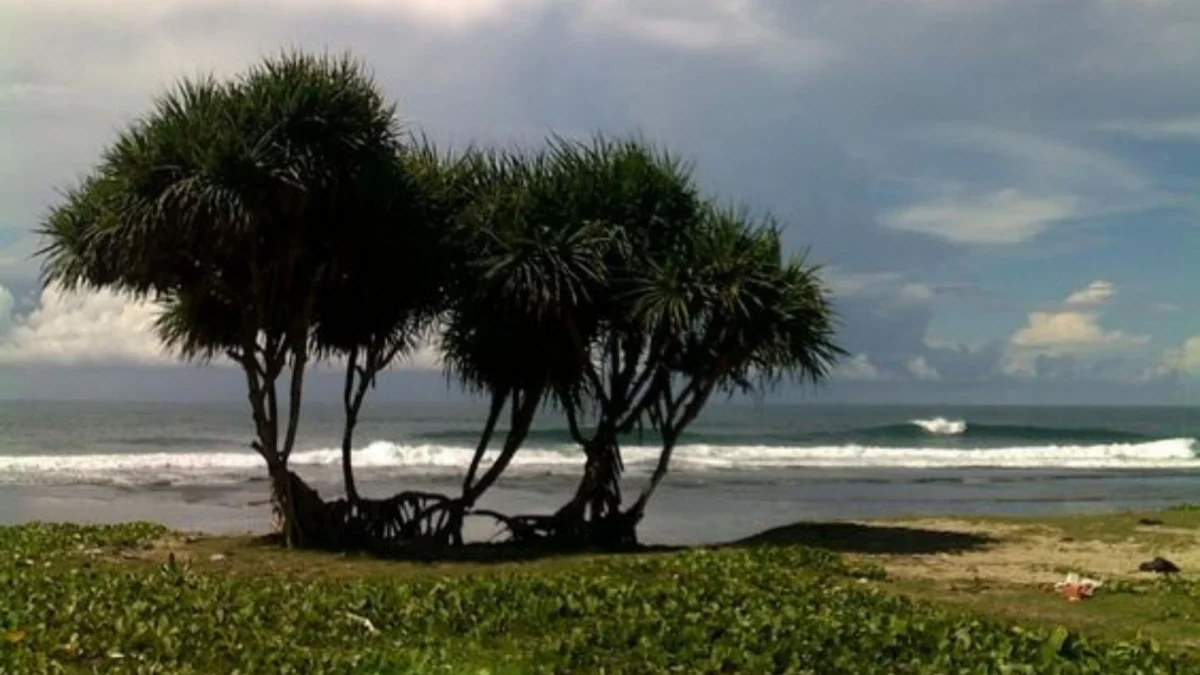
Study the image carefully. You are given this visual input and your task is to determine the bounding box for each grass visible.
[3,509,1200,673]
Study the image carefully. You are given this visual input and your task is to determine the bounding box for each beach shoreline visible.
[4,466,1198,545]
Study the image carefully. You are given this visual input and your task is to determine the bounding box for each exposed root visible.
[272,472,463,553]
[477,507,641,551]
[270,471,647,555]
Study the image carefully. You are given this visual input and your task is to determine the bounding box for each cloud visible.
[833,353,883,381]
[0,286,170,366]
[921,126,1147,194]
[906,356,941,381]
[920,338,1003,382]
[898,282,936,303]
[824,269,900,297]
[882,189,1080,244]
[9,0,546,33]
[1009,311,1149,351]
[823,270,941,305]
[1154,336,1200,376]
[1064,280,1116,306]
[577,0,837,72]
[1002,352,1083,381]
[0,285,447,369]
[1004,286,1165,382]
[1098,116,1200,140]
[0,286,14,335]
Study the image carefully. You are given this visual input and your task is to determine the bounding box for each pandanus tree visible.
[618,209,844,528]
[533,136,715,544]
[37,53,410,547]
[310,139,451,507]
[461,137,844,547]
[435,147,613,542]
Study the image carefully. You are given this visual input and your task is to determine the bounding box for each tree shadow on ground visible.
[248,520,992,566]
[732,521,996,556]
[250,531,682,566]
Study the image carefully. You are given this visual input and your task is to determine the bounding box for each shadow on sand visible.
[732,521,996,556]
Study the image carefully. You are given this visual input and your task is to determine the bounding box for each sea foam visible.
[0,437,1195,486]
[910,417,967,435]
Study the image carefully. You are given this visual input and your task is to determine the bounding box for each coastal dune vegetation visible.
[37,51,843,552]
[3,518,1199,673]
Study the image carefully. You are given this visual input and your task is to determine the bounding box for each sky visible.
[1,0,1198,405]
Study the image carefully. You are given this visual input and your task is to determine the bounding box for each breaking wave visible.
[910,417,967,435]
[0,437,1195,487]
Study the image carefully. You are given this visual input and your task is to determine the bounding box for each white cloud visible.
[886,126,1159,246]
[823,269,900,297]
[882,189,1080,244]
[1010,311,1149,350]
[1154,336,1200,376]
[906,356,941,381]
[1005,298,1157,381]
[0,286,15,335]
[834,353,882,380]
[1098,116,1200,140]
[577,0,836,72]
[922,333,992,354]
[0,284,448,369]
[923,126,1147,193]
[823,269,937,304]
[1064,280,1116,306]
[0,286,170,366]
[898,282,935,303]
[1000,352,1037,378]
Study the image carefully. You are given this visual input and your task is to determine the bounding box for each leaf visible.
[3,629,25,643]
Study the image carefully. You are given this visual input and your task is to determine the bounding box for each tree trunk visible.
[623,380,715,530]
[625,435,677,525]
[340,409,360,504]
[269,462,301,548]
[550,432,629,547]
[464,388,541,505]
[462,391,507,501]
[340,347,366,504]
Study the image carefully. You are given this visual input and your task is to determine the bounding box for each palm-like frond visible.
[38,51,413,361]
[439,146,610,398]
[154,289,244,362]
[665,206,844,397]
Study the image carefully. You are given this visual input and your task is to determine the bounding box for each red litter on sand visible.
[1054,573,1103,602]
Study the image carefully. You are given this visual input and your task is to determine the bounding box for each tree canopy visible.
[37,51,843,551]
[38,53,440,546]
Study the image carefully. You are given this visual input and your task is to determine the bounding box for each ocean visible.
[0,401,1197,544]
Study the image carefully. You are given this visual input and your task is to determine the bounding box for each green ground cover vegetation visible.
[3,518,1199,674]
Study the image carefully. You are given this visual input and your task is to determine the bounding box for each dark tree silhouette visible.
[37,51,842,553]
[38,53,409,547]
[442,137,844,547]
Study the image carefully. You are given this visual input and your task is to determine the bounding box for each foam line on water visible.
[0,437,1195,486]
